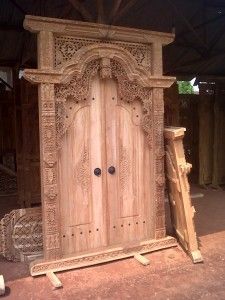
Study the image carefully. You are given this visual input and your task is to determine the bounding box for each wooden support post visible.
[0,275,5,296]
[134,253,150,266]
[46,272,62,289]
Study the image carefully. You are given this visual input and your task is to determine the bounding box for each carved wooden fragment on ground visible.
[23,15,176,276]
[0,207,43,262]
[164,127,203,263]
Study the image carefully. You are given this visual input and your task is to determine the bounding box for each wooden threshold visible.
[30,236,177,276]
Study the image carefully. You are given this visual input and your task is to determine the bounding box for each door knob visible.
[94,168,101,176]
[108,166,116,174]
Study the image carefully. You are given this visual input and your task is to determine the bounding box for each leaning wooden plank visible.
[0,275,5,296]
[165,126,203,264]
[46,272,62,289]
[134,253,150,266]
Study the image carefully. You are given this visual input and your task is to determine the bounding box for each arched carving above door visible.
[54,53,153,149]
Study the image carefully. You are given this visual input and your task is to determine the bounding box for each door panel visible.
[58,75,154,255]
[58,76,106,255]
[104,78,154,246]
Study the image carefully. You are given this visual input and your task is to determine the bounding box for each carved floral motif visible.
[75,146,91,193]
[54,36,151,71]
[55,59,153,149]
[119,146,131,192]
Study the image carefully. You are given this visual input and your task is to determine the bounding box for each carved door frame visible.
[23,15,176,275]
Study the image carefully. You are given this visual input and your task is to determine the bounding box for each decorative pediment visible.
[24,43,175,88]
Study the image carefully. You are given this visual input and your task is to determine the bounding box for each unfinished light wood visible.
[46,272,62,289]
[164,127,203,263]
[23,15,176,276]
[30,237,176,276]
[134,253,150,266]
[0,275,5,296]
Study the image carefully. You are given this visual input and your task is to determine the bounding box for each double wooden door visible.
[58,75,154,256]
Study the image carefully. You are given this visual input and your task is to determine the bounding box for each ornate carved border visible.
[30,236,177,276]
[23,16,176,270]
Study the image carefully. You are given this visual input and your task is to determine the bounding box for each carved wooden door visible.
[58,74,154,256]
[58,75,107,255]
[104,78,154,245]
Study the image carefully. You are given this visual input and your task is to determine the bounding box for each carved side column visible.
[153,88,166,239]
[152,41,166,239]
[37,31,61,260]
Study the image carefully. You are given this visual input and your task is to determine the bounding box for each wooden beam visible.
[0,77,13,90]
[96,0,105,23]
[68,0,93,22]
[9,0,26,15]
[113,0,139,23]
[178,13,225,39]
[46,272,62,289]
[134,253,150,266]
[109,0,123,24]
[167,0,208,52]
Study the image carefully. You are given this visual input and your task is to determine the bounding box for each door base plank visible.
[46,271,63,289]
[134,253,150,266]
[30,236,177,276]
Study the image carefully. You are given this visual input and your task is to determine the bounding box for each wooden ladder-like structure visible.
[165,127,203,263]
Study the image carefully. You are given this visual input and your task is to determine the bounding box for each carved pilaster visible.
[153,88,166,239]
[152,42,163,76]
[38,83,61,260]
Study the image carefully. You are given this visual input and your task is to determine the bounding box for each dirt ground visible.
[1,185,225,300]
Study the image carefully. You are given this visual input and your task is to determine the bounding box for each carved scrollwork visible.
[111,61,153,147]
[75,146,91,193]
[54,36,151,71]
[55,60,100,149]
[119,146,131,192]
[55,58,153,150]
